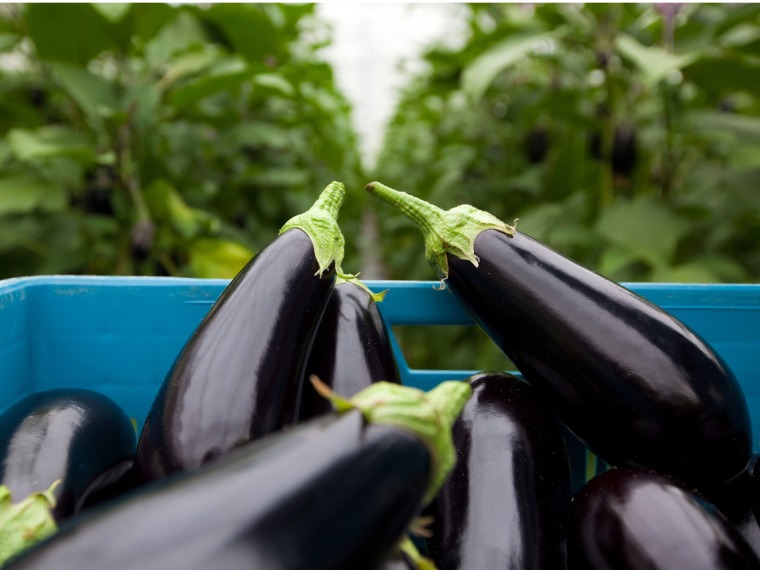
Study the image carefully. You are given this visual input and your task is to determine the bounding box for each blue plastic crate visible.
[0,276,759,483]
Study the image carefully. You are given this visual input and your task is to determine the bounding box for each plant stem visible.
[598,8,618,211]
[660,21,677,198]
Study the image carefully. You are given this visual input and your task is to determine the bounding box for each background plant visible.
[373,3,760,370]
[1,3,758,373]
[0,3,364,279]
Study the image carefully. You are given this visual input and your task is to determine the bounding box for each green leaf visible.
[49,62,116,122]
[684,111,760,143]
[615,34,698,85]
[189,238,254,278]
[683,58,760,98]
[0,141,11,166]
[124,83,162,133]
[144,179,203,239]
[92,3,131,23]
[250,168,310,188]
[655,254,748,283]
[596,196,690,268]
[221,122,292,151]
[7,126,95,164]
[597,246,641,278]
[144,11,208,66]
[462,29,563,101]
[157,47,222,91]
[36,157,85,190]
[724,144,760,169]
[116,4,176,47]
[167,57,250,110]
[0,33,19,52]
[719,23,760,49]
[0,174,67,215]
[203,4,279,63]
[650,262,721,284]
[253,73,294,97]
[24,4,114,64]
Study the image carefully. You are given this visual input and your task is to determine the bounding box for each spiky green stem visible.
[279,181,347,277]
[311,376,472,505]
[365,181,515,280]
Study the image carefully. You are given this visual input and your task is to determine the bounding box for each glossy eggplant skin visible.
[299,282,400,421]
[0,388,136,521]
[567,467,760,569]
[426,371,571,569]
[8,410,431,570]
[134,229,334,482]
[445,230,751,488]
[698,456,760,561]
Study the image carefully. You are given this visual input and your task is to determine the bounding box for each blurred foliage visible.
[0,3,364,279]
[373,3,760,371]
[2,3,759,374]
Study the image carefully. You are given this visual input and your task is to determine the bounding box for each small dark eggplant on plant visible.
[134,182,348,483]
[0,388,136,522]
[426,371,571,570]
[567,467,760,569]
[365,181,751,490]
[524,127,550,164]
[298,279,399,422]
[6,380,472,570]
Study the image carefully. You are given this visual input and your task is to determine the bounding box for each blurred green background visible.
[0,3,758,370]
[0,3,363,279]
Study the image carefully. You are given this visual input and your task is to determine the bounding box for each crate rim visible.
[2,274,760,290]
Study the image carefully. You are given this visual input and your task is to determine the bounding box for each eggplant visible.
[426,371,571,569]
[0,388,136,522]
[701,455,760,560]
[567,467,760,569]
[134,182,347,482]
[299,280,399,422]
[7,381,472,570]
[365,181,751,489]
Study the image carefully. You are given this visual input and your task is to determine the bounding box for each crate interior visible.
[0,276,758,488]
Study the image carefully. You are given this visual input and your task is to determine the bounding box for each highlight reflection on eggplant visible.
[567,467,760,569]
[8,381,472,570]
[426,371,571,570]
[134,182,347,483]
[299,280,399,422]
[704,455,760,560]
[0,388,136,522]
[366,181,751,490]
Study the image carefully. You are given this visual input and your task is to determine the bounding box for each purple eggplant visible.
[298,280,399,422]
[568,467,760,569]
[702,456,760,560]
[7,381,471,570]
[426,371,571,569]
[134,182,346,483]
[0,388,135,521]
[365,181,751,490]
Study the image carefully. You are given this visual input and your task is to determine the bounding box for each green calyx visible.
[334,275,388,303]
[398,534,437,569]
[311,376,472,505]
[279,181,347,277]
[365,181,515,281]
[0,480,60,565]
